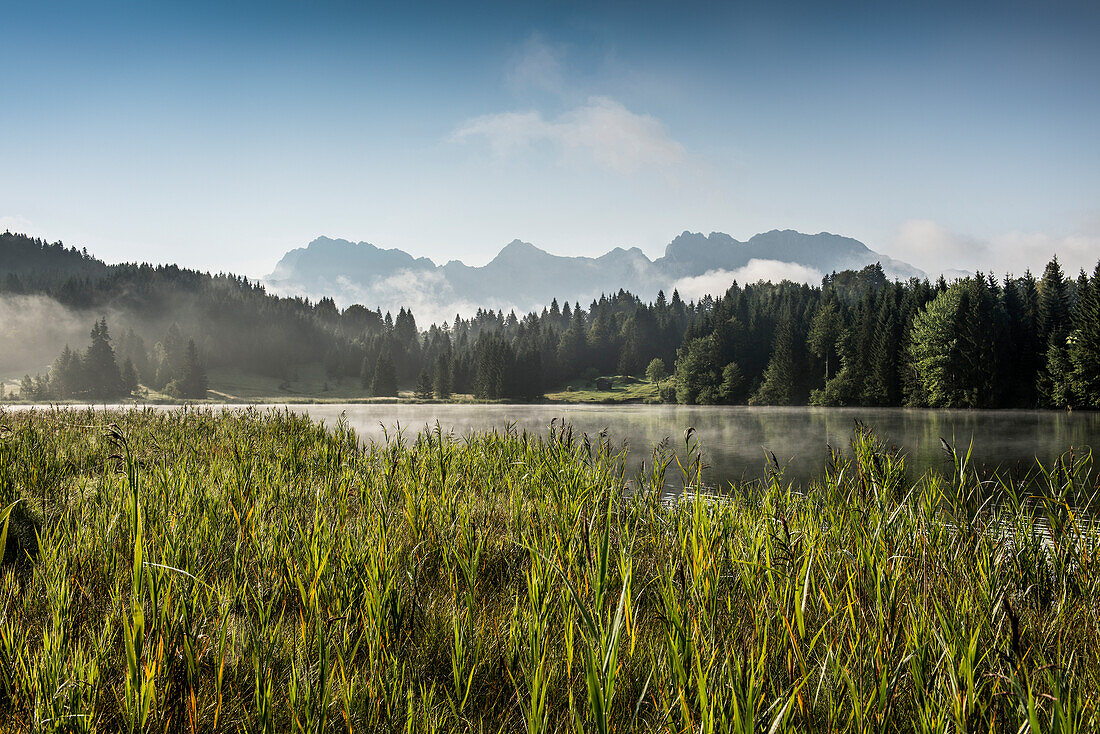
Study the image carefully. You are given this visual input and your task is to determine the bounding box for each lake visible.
[277,404,1100,489]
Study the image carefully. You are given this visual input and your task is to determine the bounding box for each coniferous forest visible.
[3,230,1099,408]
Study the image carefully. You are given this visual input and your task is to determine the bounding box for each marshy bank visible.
[1,407,1098,731]
[9,402,1098,490]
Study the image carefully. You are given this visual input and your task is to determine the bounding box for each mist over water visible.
[252,404,1100,489]
[0,295,119,377]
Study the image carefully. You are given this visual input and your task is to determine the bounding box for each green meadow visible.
[0,408,1098,732]
[544,375,662,404]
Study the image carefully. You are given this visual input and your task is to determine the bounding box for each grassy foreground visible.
[0,409,1098,732]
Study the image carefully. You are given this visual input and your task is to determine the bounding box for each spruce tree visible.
[1002,275,1039,407]
[1046,341,1077,408]
[807,298,842,383]
[717,362,745,404]
[414,370,433,399]
[955,275,1007,408]
[1038,257,1072,406]
[750,314,795,405]
[586,306,617,375]
[433,353,452,399]
[50,345,81,398]
[84,318,122,399]
[1071,262,1100,407]
[862,299,897,406]
[513,345,544,400]
[474,333,511,399]
[556,309,588,379]
[907,286,965,407]
[816,294,870,406]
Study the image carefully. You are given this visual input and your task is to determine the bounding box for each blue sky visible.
[2,0,1099,276]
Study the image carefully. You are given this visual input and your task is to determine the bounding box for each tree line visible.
[16,319,208,401]
[673,259,1100,409]
[4,230,1099,408]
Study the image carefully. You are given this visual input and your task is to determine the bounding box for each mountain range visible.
[266,230,930,322]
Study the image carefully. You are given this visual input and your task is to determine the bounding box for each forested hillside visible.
[3,230,1099,407]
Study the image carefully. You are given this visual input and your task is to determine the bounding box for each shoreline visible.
[0,398,1091,412]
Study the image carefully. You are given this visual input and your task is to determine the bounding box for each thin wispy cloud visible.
[453,96,685,174]
[455,33,686,175]
[507,34,566,96]
[892,219,1100,277]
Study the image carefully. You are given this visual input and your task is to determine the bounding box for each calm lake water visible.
[282,404,1100,489]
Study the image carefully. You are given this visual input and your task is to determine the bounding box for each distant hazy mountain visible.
[266,230,928,321]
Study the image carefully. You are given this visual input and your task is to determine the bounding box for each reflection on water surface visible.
[283,404,1100,489]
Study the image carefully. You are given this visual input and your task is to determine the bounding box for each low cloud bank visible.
[266,270,508,328]
[671,259,824,301]
[337,269,491,327]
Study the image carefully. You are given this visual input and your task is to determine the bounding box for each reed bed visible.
[0,407,1098,732]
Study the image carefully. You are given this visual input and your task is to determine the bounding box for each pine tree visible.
[807,298,842,384]
[556,309,588,380]
[414,370,433,399]
[586,306,618,375]
[862,298,897,406]
[50,344,81,398]
[392,308,421,378]
[513,345,544,400]
[1071,262,1100,407]
[750,313,796,405]
[815,294,870,406]
[84,318,123,399]
[474,333,512,399]
[955,275,1007,408]
[1003,275,1040,407]
[717,362,745,404]
[433,353,452,399]
[617,308,657,376]
[1047,341,1077,408]
[907,286,964,407]
[1038,257,1072,406]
